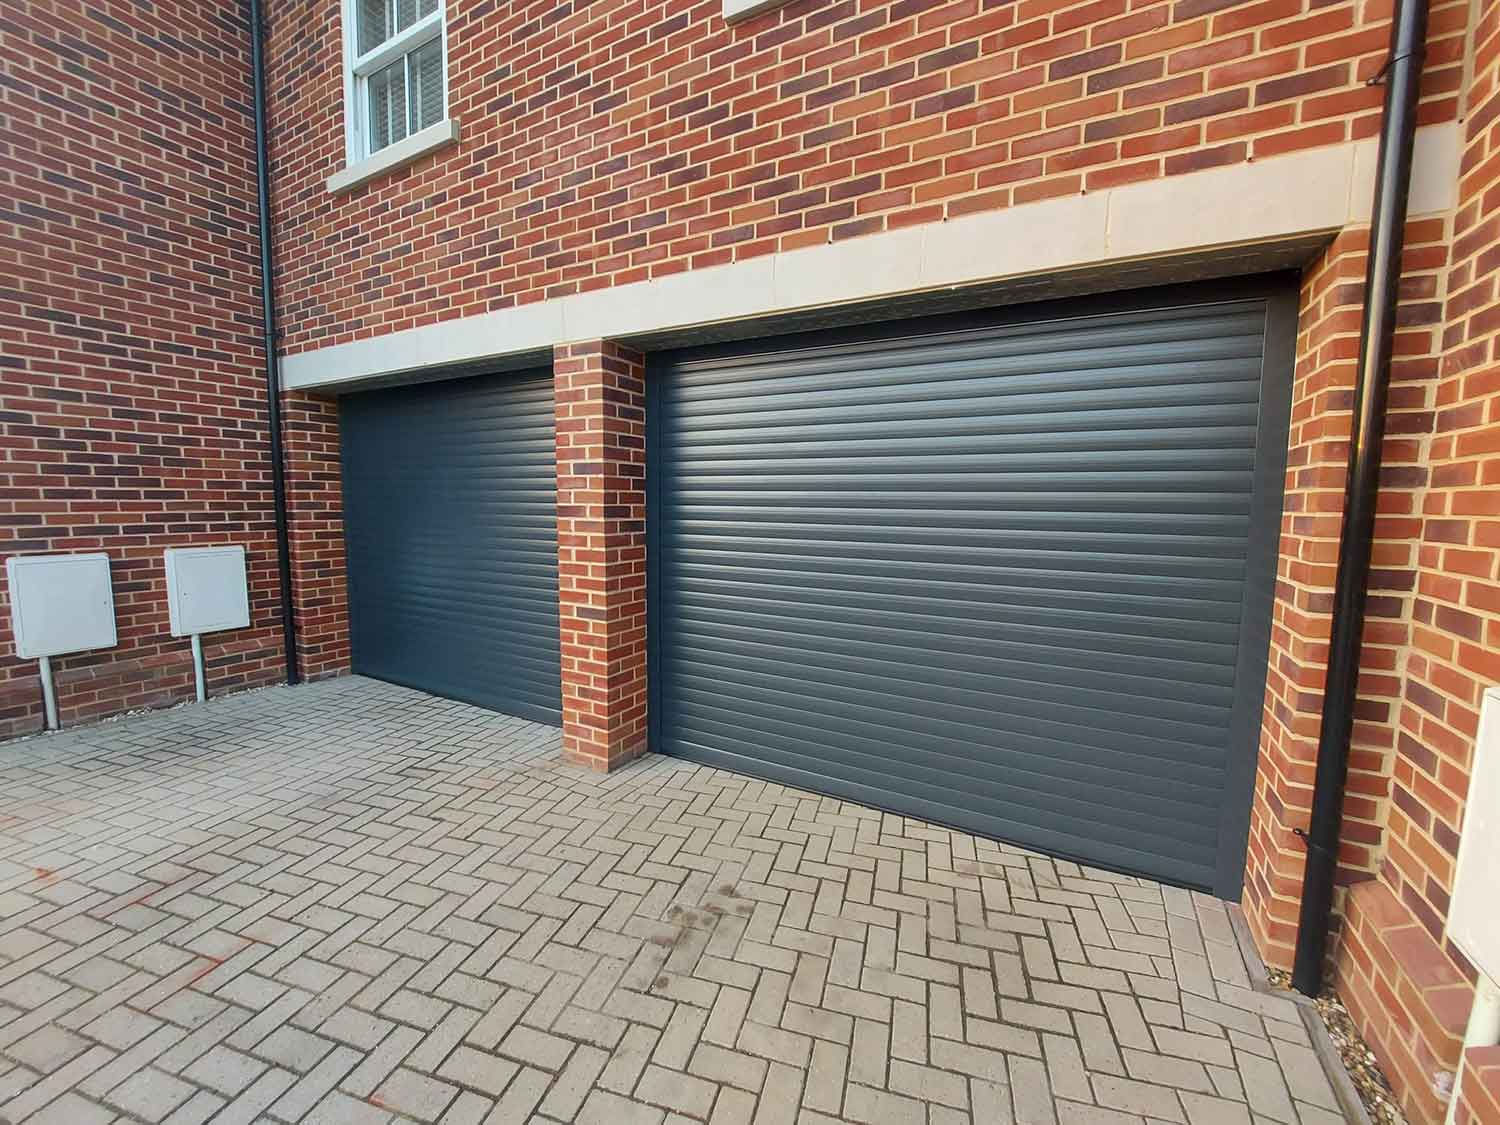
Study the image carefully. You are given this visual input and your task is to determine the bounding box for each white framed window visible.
[331,0,458,192]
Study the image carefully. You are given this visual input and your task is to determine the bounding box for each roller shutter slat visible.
[342,370,562,726]
[653,298,1278,890]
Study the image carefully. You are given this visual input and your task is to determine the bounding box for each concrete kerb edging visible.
[1228,904,1372,1125]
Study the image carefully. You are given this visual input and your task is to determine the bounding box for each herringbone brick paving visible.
[0,677,1344,1124]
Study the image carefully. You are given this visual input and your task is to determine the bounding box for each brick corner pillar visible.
[1239,219,1445,972]
[554,340,649,771]
[282,388,352,681]
[1239,236,1363,971]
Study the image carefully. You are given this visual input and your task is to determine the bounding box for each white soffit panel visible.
[1449,686,1500,984]
[6,553,117,659]
[164,546,251,637]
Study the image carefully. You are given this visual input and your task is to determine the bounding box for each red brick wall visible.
[553,341,649,770]
[1242,232,1363,957]
[1242,214,1453,965]
[1329,3,1500,1120]
[1335,880,1469,1123]
[1391,0,1500,967]
[284,391,350,679]
[1456,1046,1500,1125]
[265,0,1468,357]
[0,0,292,735]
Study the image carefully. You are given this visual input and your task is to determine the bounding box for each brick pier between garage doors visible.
[554,341,651,774]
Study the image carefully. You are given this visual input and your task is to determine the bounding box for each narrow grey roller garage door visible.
[341,370,562,726]
[649,283,1293,896]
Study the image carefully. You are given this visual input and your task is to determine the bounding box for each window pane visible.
[408,39,444,134]
[396,0,438,33]
[395,0,438,31]
[357,0,390,54]
[367,57,408,153]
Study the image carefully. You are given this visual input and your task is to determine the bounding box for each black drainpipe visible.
[1291,0,1427,996]
[249,0,300,685]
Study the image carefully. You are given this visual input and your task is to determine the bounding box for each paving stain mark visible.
[103,869,196,914]
[650,887,753,992]
[123,881,170,908]
[646,910,685,992]
[665,903,715,931]
[715,883,755,917]
[179,936,257,994]
[183,952,226,990]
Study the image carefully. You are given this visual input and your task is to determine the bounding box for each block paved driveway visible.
[0,676,1345,1125]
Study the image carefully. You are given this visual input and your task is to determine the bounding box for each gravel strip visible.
[1267,969,1408,1125]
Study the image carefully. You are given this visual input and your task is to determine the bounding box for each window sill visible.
[723,0,789,21]
[327,118,460,194]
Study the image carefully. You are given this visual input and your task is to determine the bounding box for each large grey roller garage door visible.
[649,283,1293,896]
[342,370,561,726]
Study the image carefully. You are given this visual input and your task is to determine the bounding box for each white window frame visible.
[332,0,458,193]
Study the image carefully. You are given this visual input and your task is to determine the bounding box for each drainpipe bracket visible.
[1292,826,1336,860]
[1366,49,1416,86]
